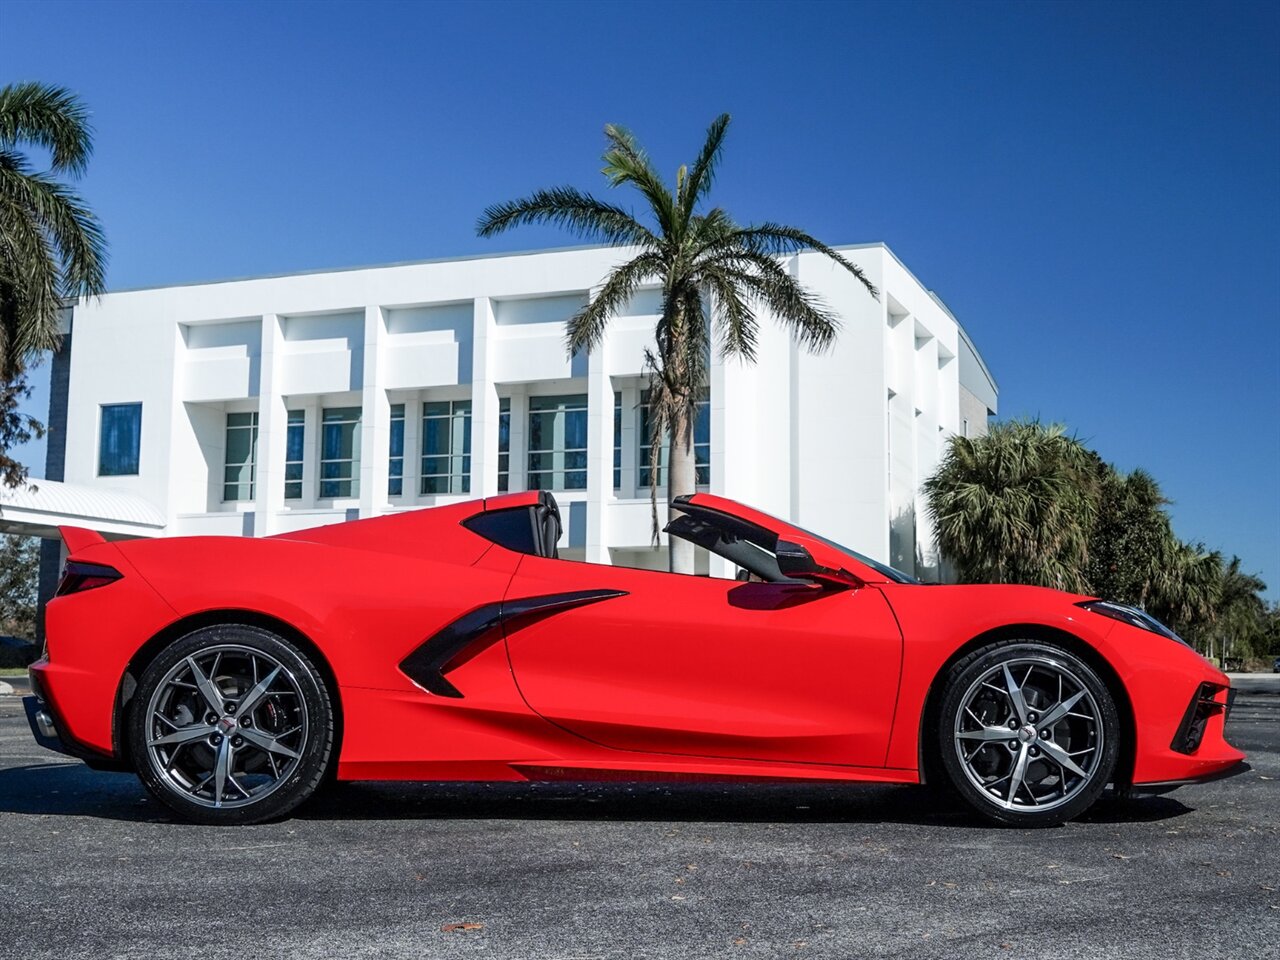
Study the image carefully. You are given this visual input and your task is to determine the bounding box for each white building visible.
[2,242,996,598]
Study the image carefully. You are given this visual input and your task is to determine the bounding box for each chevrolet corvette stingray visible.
[25,491,1246,826]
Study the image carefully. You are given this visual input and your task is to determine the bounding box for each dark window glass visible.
[388,403,405,496]
[421,400,471,495]
[285,410,304,500]
[639,388,710,487]
[223,411,259,501]
[527,394,587,490]
[463,506,539,555]
[498,397,511,493]
[613,391,622,490]
[99,403,142,476]
[320,406,361,498]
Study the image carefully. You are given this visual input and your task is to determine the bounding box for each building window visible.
[498,397,511,493]
[223,412,258,502]
[962,418,970,438]
[638,388,710,487]
[388,403,405,496]
[98,402,142,476]
[285,410,304,500]
[320,406,361,498]
[613,391,622,490]
[528,394,587,491]
[421,400,471,494]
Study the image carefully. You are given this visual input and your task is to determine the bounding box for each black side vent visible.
[1170,683,1226,755]
[400,589,627,698]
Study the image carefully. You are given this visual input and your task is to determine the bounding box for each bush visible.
[0,637,36,668]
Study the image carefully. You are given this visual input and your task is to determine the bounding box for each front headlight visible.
[1076,599,1190,647]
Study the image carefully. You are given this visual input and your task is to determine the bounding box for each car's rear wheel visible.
[936,640,1119,827]
[128,624,334,825]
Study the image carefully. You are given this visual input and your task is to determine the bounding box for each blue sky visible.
[5,0,1278,596]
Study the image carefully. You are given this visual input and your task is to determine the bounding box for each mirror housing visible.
[775,538,859,589]
[775,539,819,578]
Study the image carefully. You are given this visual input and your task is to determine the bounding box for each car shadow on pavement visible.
[0,761,1194,828]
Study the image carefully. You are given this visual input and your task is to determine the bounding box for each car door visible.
[502,553,904,769]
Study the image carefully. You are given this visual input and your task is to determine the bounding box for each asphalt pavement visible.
[0,678,1277,960]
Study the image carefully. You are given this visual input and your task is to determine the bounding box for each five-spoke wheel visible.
[129,625,334,825]
[937,641,1119,826]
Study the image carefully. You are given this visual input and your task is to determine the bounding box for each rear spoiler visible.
[59,526,106,555]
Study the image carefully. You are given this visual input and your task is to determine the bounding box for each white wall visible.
[60,243,993,571]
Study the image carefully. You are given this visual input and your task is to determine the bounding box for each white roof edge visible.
[0,479,166,530]
[925,288,998,399]
[86,240,896,298]
[74,238,998,403]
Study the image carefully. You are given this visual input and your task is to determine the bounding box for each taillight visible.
[55,561,122,596]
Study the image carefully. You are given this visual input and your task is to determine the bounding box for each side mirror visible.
[775,539,819,578]
[775,539,859,590]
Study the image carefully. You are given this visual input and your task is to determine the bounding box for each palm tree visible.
[1086,464,1175,606]
[1188,555,1267,661]
[1149,539,1223,650]
[0,82,106,381]
[0,82,105,489]
[477,114,876,572]
[923,421,1097,591]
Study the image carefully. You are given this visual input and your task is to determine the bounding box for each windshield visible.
[798,526,921,584]
[745,505,919,584]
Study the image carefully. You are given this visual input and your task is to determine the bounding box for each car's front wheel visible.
[936,640,1119,826]
[128,624,334,825]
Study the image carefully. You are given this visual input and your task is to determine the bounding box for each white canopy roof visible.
[0,478,165,539]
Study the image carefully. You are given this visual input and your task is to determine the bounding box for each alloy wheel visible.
[952,655,1104,812]
[144,643,309,809]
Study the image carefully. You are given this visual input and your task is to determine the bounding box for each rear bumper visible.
[24,695,68,755]
[24,662,126,769]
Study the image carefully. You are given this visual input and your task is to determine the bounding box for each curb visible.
[0,677,30,696]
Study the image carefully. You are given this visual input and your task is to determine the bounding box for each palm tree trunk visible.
[667,404,697,574]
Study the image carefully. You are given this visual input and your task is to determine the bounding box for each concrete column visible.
[508,387,528,492]
[470,298,499,497]
[707,354,734,580]
[584,330,612,564]
[301,397,320,509]
[253,314,286,536]
[402,397,421,506]
[619,382,639,500]
[359,305,389,518]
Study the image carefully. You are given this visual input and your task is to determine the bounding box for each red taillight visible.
[55,561,122,596]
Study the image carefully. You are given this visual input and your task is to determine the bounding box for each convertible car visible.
[25,491,1246,826]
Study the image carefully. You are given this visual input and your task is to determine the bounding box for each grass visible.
[0,667,30,677]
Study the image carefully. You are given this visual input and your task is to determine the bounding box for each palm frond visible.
[0,158,107,297]
[700,264,757,362]
[0,82,93,176]
[679,114,730,222]
[567,250,664,355]
[721,223,879,299]
[601,123,677,239]
[714,250,840,353]
[476,186,655,246]
[0,205,61,373]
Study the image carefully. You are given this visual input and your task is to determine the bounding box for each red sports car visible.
[25,491,1246,826]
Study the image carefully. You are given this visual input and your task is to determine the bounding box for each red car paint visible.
[31,491,1244,790]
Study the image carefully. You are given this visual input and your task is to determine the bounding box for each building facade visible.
[4,242,996,589]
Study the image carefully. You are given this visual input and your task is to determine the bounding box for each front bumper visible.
[1130,669,1246,789]
[1127,758,1252,796]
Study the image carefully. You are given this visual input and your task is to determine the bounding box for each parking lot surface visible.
[1,679,1277,960]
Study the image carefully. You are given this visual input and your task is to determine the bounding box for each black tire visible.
[935,640,1119,827]
[127,624,334,825]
